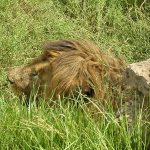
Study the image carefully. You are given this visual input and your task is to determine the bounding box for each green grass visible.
[0,97,149,150]
[0,0,150,149]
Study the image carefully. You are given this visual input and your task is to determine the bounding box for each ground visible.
[0,0,150,149]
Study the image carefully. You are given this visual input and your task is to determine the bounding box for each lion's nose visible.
[7,77,14,84]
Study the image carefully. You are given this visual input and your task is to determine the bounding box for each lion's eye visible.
[31,70,38,77]
[84,88,94,97]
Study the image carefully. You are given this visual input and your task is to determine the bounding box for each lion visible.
[8,39,126,105]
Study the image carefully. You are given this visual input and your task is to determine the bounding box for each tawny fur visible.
[8,39,126,104]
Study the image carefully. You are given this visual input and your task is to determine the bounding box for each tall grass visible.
[0,0,150,149]
[0,96,149,149]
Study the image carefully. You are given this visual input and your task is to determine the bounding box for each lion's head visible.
[8,39,126,104]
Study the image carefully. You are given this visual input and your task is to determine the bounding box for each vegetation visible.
[0,0,150,149]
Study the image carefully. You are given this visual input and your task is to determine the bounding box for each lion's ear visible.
[41,40,76,51]
[42,50,61,60]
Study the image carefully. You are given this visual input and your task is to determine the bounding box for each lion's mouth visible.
[7,76,15,85]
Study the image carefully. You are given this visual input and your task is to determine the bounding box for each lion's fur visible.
[8,39,126,104]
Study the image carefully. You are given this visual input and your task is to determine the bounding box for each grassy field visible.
[0,0,150,149]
